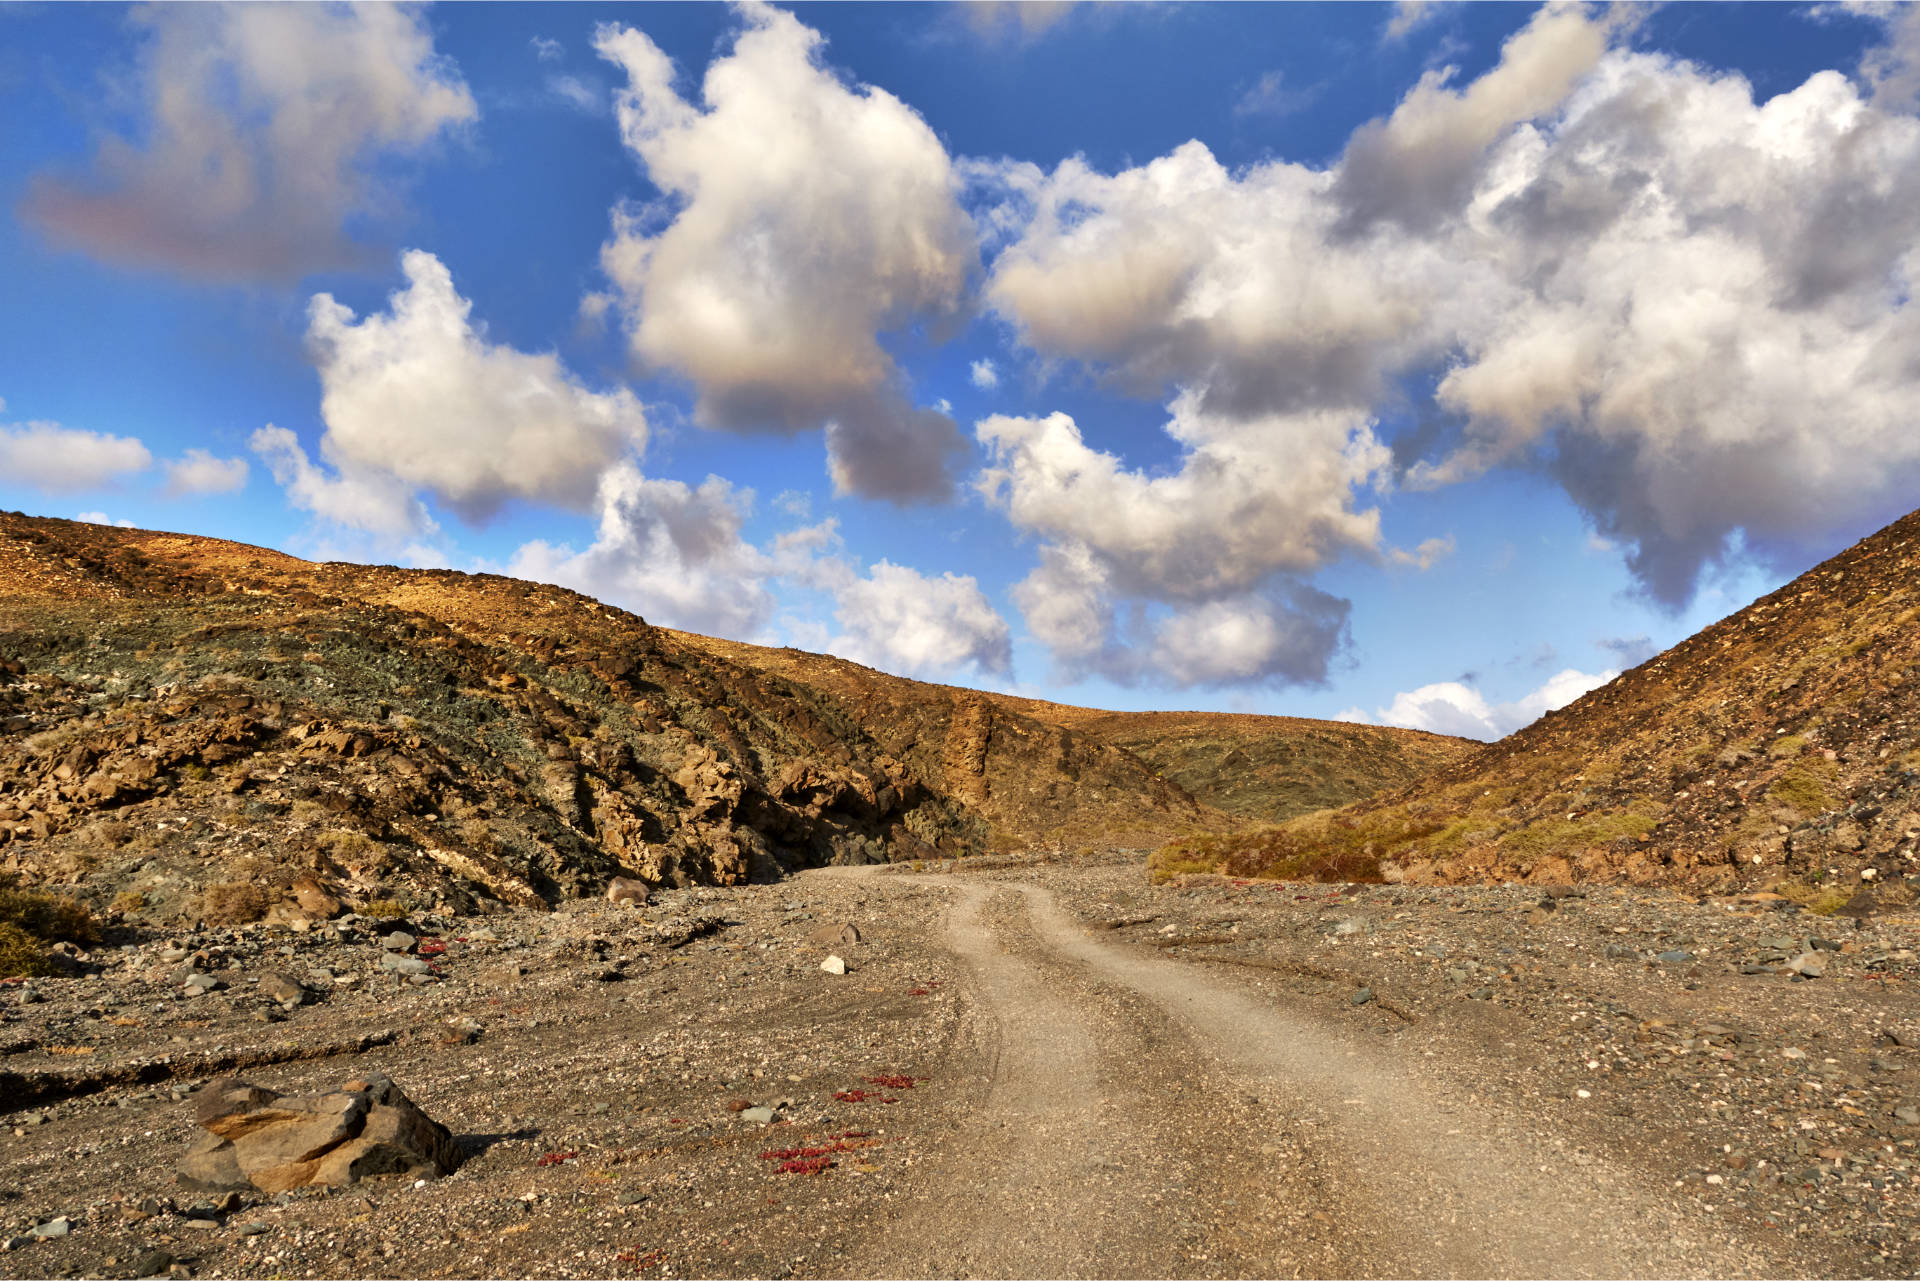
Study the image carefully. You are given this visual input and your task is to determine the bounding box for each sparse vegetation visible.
[0,876,97,978]
[197,881,269,925]
[1153,807,1446,884]
[1767,765,1838,817]
[1493,805,1663,866]
[1771,878,1853,915]
[315,829,382,862]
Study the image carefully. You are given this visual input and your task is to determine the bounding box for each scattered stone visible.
[134,1249,174,1277]
[179,1074,462,1194]
[29,1217,70,1239]
[617,1189,649,1206]
[740,1106,775,1124]
[1349,986,1375,1006]
[1787,953,1827,978]
[292,878,342,919]
[820,955,847,976]
[807,922,862,947]
[607,877,650,907]
[1657,949,1694,964]
[379,954,433,977]
[440,1017,483,1046]
[255,972,307,1006]
[237,1221,271,1237]
[381,932,416,953]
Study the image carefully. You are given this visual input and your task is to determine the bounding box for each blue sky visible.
[3,1,1917,739]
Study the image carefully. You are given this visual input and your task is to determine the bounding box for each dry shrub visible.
[0,876,97,978]
[1151,809,1421,885]
[198,881,269,925]
[0,924,55,979]
[0,876,97,945]
[315,829,381,861]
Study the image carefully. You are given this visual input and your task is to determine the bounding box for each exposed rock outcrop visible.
[181,1075,461,1194]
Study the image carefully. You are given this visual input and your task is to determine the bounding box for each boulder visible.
[606,876,650,907]
[255,972,308,1006]
[180,1075,460,1194]
[807,922,862,947]
[291,877,342,919]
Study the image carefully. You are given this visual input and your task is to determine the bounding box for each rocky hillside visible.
[672,636,1473,825]
[0,514,1457,925]
[1159,508,1920,900]
[999,705,1469,823]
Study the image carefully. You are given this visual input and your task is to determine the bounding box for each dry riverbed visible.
[3,854,1918,1279]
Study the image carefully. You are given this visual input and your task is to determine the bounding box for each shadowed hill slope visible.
[1159,508,1920,899]
[0,513,1462,922]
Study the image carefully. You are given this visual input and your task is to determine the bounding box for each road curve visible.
[817,867,1800,1280]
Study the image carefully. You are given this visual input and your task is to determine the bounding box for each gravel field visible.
[3,854,1918,1279]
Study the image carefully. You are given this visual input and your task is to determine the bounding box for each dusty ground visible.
[4,854,1919,1279]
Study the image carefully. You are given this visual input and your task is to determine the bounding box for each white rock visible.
[820,955,847,976]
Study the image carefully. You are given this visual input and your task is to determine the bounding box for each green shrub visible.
[1494,805,1662,865]
[361,897,412,920]
[1768,766,1837,817]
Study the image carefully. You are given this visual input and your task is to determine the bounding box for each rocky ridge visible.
[1160,506,1920,897]
[0,513,1458,928]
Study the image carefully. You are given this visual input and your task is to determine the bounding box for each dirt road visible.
[4,858,1910,1280]
[841,869,1805,1279]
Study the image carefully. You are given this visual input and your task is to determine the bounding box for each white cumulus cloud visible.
[507,465,1014,680]
[276,249,647,528]
[969,359,1000,390]
[1366,666,1618,741]
[828,561,1012,678]
[249,425,433,538]
[976,392,1384,687]
[981,1,1920,613]
[0,418,152,492]
[510,463,776,640]
[23,3,475,280]
[162,449,249,497]
[593,4,974,501]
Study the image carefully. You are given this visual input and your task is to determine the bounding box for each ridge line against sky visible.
[2,0,1917,740]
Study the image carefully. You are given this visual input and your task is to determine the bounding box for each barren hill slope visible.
[1161,508,1920,899]
[672,634,1473,824]
[0,513,1455,923]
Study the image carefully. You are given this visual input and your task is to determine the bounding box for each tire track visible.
[1010,881,1793,1280]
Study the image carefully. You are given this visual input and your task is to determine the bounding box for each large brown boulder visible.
[180,1075,461,1194]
